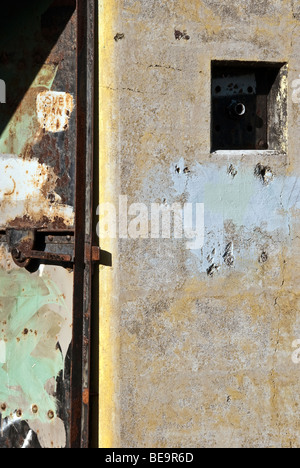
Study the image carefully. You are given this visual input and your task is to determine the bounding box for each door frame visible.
[71,0,95,449]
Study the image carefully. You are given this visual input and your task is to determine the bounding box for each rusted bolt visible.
[48,410,55,420]
[16,409,22,418]
[32,405,38,414]
[48,235,54,242]
[1,403,7,412]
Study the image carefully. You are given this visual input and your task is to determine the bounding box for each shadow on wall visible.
[0,0,78,217]
[0,0,75,138]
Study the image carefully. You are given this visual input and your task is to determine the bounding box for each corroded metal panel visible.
[0,0,94,449]
[0,0,77,231]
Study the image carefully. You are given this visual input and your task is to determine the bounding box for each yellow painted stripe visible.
[98,0,119,448]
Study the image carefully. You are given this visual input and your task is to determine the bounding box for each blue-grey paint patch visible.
[170,160,299,231]
[134,159,300,274]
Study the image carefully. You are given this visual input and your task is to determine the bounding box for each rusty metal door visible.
[0,0,94,448]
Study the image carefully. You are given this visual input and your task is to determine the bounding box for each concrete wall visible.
[99,0,300,448]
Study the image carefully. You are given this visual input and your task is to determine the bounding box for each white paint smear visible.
[0,155,51,200]
[0,155,74,226]
[22,430,33,449]
[0,340,6,364]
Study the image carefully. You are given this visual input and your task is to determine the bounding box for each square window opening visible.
[211,61,288,152]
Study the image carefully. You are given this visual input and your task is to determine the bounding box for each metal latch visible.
[0,229,102,269]
[6,229,74,268]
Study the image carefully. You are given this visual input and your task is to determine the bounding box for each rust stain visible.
[7,215,72,231]
[4,178,16,197]
[82,389,89,406]
[0,157,75,229]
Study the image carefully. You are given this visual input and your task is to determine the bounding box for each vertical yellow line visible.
[98,0,120,448]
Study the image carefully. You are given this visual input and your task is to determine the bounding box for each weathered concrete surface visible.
[99,0,300,448]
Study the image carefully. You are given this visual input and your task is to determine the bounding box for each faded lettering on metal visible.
[37,91,74,133]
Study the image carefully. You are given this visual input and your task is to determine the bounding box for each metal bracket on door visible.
[0,229,101,268]
[6,229,74,268]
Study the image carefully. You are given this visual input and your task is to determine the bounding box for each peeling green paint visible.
[31,64,58,90]
[0,269,67,424]
[0,63,58,156]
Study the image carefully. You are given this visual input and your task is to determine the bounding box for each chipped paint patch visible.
[31,64,58,91]
[36,92,74,133]
[0,269,64,423]
[0,155,74,227]
[0,340,6,364]
[29,417,66,449]
[0,254,73,448]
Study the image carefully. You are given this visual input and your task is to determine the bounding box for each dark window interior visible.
[211,61,287,152]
